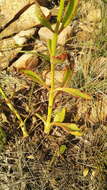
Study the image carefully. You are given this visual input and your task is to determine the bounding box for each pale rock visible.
[13,28,36,45]
[11,53,38,71]
[0,29,36,70]
[42,70,66,87]
[0,5,50,39]
[76,31,91,41]
[39,25,72,45]
[0,0,35,28]
[0,38,21,70]
[79,22,94,33]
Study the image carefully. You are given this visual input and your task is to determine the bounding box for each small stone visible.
[38,25,72,45]
[13,28,36,45]
[11,54,38,71]
[42,70,66,87]
[0,5,50,39]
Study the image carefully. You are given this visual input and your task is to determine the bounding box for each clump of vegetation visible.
[0,1,106,189]
[22,0,91,137]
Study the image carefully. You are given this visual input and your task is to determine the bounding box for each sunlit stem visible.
[44,0,65,134]
[0,87,28,137]
[44,33,58,134]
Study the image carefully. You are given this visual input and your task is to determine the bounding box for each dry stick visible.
[0,86,28,137]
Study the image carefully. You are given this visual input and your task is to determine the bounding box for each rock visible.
[38,25,72,45]
[0,4,50,39]
[34,40,47,52]
[11,53,38,71]
[42,70,67,87]
[0,0,35,29]
[0,37,21,70]
[13,28,36,45]
[0,28,36,70]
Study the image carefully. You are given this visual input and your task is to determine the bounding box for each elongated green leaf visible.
[51,33,58,56]
[35,1,53,32]
[57,0,65,23]
[61,0,79,30]
[50,122,82,136]
[54,107,66,122]
[51,122,80,130]
[70,131,83,136]
[22,70,46,87]
[55,87,92,99]
[62,123,80,131]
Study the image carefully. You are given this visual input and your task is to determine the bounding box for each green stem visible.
[44,0,65,134]
[0,87,28,137]
[44,33,58,134]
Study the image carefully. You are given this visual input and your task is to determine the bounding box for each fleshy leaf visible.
[35,1,53,32]
[61,0,79,30]
[55,87,92,99]
[54,107,66,122]
[59,145,67,154]
[22,70,47,87]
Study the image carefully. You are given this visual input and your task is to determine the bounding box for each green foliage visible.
[55,87,92,99]
[0,86,28,137]
[54,107,66,122]
[22,70,46,88]
[35,1,53,32]
[59,144,67,154]
[22,0,92,137]
[60,0,79,30]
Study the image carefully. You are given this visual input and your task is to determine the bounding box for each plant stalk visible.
[0,87,28,137]
[44,33,58,134]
